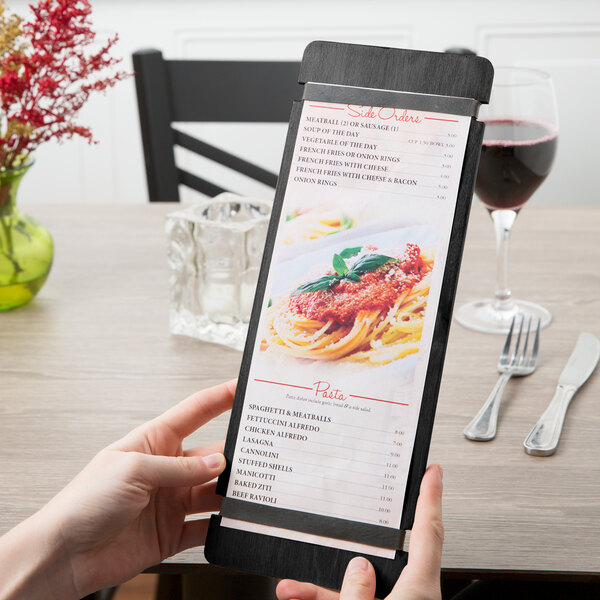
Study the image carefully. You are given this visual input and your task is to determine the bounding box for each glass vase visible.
[0,163,54,310]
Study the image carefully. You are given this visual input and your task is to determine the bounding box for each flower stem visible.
[0,214,23,284]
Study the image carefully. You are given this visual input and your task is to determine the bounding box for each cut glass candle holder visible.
[166,193,271,350]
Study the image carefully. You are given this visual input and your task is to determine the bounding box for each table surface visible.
[1,203,599,579]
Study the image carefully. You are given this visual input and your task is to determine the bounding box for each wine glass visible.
[455,67,558,334]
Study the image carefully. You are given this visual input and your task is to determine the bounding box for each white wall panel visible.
[6,0,599,207]
[175,26,412,59]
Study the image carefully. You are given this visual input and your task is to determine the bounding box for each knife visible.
[524,332,600,456]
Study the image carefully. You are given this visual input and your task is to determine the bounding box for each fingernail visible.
[436,464,443,480]
[203,453,225,469]
[346,557,369,574]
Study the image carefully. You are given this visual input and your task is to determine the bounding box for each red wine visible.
[475,119,558,211]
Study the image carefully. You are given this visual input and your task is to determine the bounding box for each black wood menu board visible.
[205,41,493,597]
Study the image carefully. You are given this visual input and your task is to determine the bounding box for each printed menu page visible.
[221,100,470,558]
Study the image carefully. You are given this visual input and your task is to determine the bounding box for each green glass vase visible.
[0,163,54,310]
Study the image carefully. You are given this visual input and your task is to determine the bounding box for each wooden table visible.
[1,203,599,580]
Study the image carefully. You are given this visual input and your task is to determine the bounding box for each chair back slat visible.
[176,168,226,198]
[172,128,278,188]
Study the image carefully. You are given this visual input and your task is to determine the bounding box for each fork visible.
[464,315,540,441]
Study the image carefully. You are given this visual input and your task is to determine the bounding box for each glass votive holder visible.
[166,193,271,350]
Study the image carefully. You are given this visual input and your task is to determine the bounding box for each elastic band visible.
[221,497,406,550]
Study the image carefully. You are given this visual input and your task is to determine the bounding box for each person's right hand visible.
[276,463,444,600]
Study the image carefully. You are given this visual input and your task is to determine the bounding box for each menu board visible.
[219,99,470,558]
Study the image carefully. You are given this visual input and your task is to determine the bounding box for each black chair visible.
[132,49,302,202]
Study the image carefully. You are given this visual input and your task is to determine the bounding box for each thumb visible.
[339,557,376,600]
[136,452,226,488]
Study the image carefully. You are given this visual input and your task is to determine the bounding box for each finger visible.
[406,464,444,579]
[183,480,223,515]
[137,452,226,489]
[154,380,237,441]
[276,579,340,600]
[184,440,225,458]
[176,517,211,554]
[393,464,443,597]
[339,557,375,600]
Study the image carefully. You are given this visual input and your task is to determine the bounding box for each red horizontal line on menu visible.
[254,378,312,391]
[424,116,459,123]
[308,104,345,110]
[255,379,408,405]
[349,394,409,407]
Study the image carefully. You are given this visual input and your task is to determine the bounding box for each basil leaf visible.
[292,275,338,295]
[332,253,348,276]
[339,246,362,259]
[351,253,397,275]
[343,272,361,283]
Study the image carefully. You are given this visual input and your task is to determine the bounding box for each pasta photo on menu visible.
[261,229,436,368]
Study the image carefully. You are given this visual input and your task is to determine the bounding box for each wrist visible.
[0,509,78,600]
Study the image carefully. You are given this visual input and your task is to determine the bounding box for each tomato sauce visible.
[289,244,425,325]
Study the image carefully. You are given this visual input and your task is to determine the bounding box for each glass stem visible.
[491,209,517,311]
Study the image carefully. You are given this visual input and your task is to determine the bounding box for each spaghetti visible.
[263,243,434,365]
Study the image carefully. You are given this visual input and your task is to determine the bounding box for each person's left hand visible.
[41,380,235,597]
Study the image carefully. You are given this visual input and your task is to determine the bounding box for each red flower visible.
[0,0,129,169]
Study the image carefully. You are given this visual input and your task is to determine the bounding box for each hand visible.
[276,463,444,600]
[0,381,235,600]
